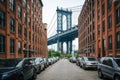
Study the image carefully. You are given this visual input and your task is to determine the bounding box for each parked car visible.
[48,58,52,65]
[39,58,45,71]
[81,57,98,69]
[0,58,37,80]
[43,58,49,68]
[76,57,82,66]
[28,58,42,74]
[69,57,77,63]
[98,57,120,80]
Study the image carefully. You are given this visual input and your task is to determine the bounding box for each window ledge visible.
[108,28,112,32]
[0,52,5,54]
[116,49,120,51]
[108,50,112,51]
[10,53,15,54]
[116,23,120,27]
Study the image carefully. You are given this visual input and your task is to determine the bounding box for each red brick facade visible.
[78,0,120,58]
[0,0,47,58]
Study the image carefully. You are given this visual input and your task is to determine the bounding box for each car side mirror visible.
[24,64,29,67]
[24,61,32,67]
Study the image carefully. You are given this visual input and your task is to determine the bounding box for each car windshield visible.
[72,57,76,59]
[85,57,96,61]
[114,59,120,67]
[0,59,22,68]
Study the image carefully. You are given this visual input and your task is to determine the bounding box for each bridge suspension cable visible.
[63,5,83,10]
[48,18,57,38]
[47,12,56,33]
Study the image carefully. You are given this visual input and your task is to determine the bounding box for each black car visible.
[0,58,37,80]
[98,57,120,80]
[43,58,49,68]
[28,57,45,74]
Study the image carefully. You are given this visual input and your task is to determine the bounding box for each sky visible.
[42,0,85,52]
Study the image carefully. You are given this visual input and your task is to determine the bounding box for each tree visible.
[48,50,61,57]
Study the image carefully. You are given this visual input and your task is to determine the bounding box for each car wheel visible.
[98,70,104,79]
[80,64,82,68]
[83,64,86,70]
[114,76,120,80]
[37,66,41,74]
[32,70,37,80]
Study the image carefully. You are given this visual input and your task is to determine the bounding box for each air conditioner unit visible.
[114,0,119,2]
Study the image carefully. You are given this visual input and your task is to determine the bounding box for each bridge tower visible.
[56,7,72,53]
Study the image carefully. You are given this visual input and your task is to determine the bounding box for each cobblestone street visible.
[36,59,105,80]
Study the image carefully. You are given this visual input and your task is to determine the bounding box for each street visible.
[36,59,106,80]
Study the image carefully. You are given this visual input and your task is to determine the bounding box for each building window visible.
[102,21,105,32]
[116,7,120,24]
[18,6,21,18]
[93,44,95,53]
[92,0,94,6]
[31,0,34,3]
[23,0,26,7]
[10,38,14,53]
[0,10,5,27]
[108,15,112,29]
[32,34,34,42]
[27,5,30,13]
[97,0,100,6]
[18,24,22,35]
[90,13,91,21]
[10,0,14,11]
[102,4,105,15]
[28,31,30,40]
[32,24,34,30]
[90,25,92,32]
[102,39,106,56]
[24,13,26,23]
[92,22,94,30]
[88,27,89,34]
[93,33,95,41]
[0,35,5,53]
[98,25,100,35]
[92,10,94,19]
[88,36,89,43]
[28,17,30,26]
[108,0,112,9]
[0,0,6,3]
[32,11,34,18]
[108,35,112,50]
[98,10,100,20]
[24,28,27,38]
[90,35,92,42]
[116,32,120,49]
[18,41,22,54]
[10,18,15,32]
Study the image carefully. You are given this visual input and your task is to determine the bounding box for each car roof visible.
[82,57,95,58]
[101,57,120,60]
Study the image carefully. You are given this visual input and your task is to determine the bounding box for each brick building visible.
[78,0,120,58]
[0,0,48,58]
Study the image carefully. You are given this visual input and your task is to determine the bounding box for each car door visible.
[101,58,108,75]
[22,59,33,80]
[81,57,85,67]
[105,59,114,78]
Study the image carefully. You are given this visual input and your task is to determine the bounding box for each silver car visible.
[81,57,98,70]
